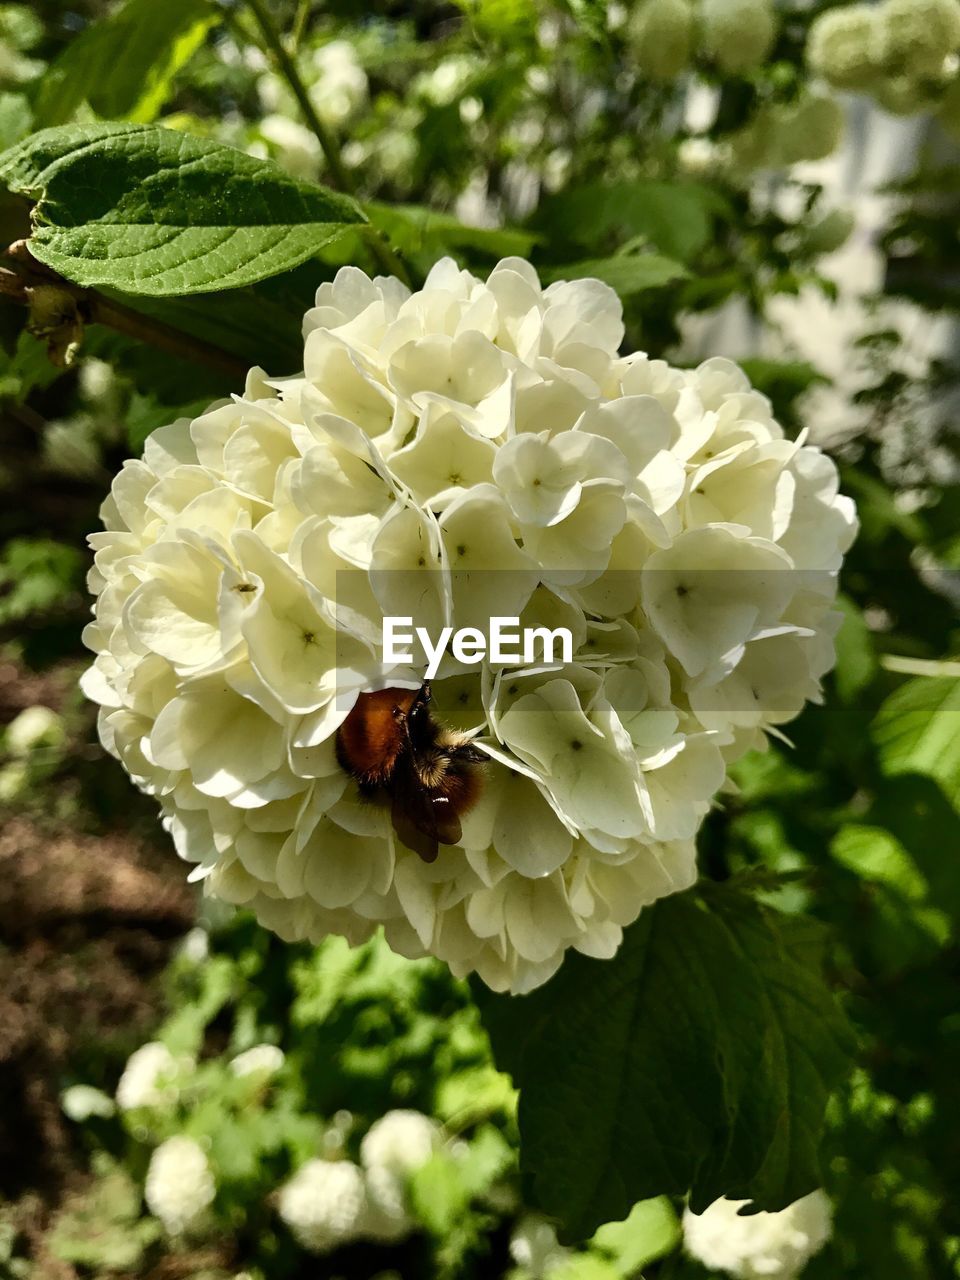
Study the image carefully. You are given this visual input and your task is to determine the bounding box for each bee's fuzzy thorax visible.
[334,684,486,861]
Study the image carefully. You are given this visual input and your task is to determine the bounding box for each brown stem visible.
[1,246,248,383]
[4,401,47,434]
[88,293,247,382]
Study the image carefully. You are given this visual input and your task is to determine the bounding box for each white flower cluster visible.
[115,1041,189,1112]
[259,39,367,128]
[627,0,776,79]
[682,1193,833,1279]
[145,1136,217,1236]
[229,1043,285,1078]
[700,0,778,74]
[84,257,855,993]
[627,0,695,81]
[509,1213,574,1277]
[806,5,879,91]
[807,0,960,114]
[279,1160,369,1253]
[255,39,367,177]
[0,703,67,801]
[361,1109,441,1239]
[3,704,64,755]
[278,1110,439,1252]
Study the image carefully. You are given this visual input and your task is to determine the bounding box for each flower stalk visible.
[241,0,412,287]
[0,243,248,381]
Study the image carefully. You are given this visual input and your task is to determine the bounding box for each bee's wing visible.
[391,791,440,863]
[390,755,462,864]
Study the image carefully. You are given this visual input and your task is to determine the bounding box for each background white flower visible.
[360,1108,441,1175]
[115,1042,189,1112]
[509,1213,573,1277]
[355,1109,441,1241]
[3,704,64,756]
[682,1192,833,1278]
[278,1158,369,1253]
[144,1136,216,1236]
[84,258,856,994]
[229,1044,285,1077]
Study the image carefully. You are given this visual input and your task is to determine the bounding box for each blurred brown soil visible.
[0,656,195,1222]
[0,651,77,719]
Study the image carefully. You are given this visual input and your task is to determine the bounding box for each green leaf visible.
[0,124,367,296]
[830,823,951,970]
[541,254,689,295]
[872,676,960,813]
[552,1256,622,1280]
[0,91,32,150]
[410,1153,472,1234]
[105,280,306,387]
[159,954,237,1054]
[454,1124,515,1197]
[832,825,930,901]
[832,595,878,702]
[367,200,540,259]
[478,885,854,1243]
[126,392,213,453]
[591,1197,680,1273]
[49,1160,160,1270]
[34,0,217,126]
[0,330,65,403]
[534,181,725,262]
[0,538,85,624]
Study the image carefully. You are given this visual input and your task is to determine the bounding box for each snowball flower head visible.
[360,1109,441,1175]
[309,39,368,125]
[145,1136,216,1236]
[700,0,778,73]
[83,257,856,994]
[258,115,322,181]
[115,1042,187,1111]
[682,1193,832,1279]
[61,1084,115,1122]
[229,1043,285,1077]
[509,1214,573,1276]
[359,1109,440,1240]
[872,0,960,78]
[806,5,881,90]
[627,0,695,80]
[4,704,64,756]
[278,1159,368,1253]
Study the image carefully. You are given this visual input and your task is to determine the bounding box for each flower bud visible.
[872,0,960,78]
[4,705,64,757]
[801,207,856,255]
[145,1137,216,1236]
[774,92,845,163]
[873,71,947,112]
[806,5,881,91]
[701,0,778,73]
[683,1192,832,1278]
[627,0,695,80]
[278,1160,368,1253]
[115,1042,189,1112]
